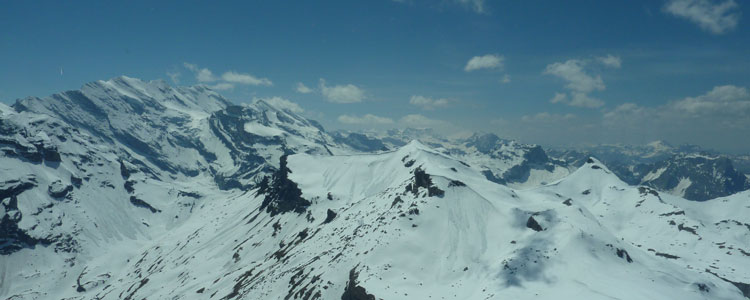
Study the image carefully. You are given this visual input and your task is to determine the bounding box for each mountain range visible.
[1,77,749,299]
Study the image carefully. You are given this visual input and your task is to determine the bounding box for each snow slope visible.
[2,77,749,299]
[5,142,745,299]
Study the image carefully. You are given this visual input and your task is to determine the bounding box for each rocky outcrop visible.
[257,155,311,216]
[405,167,444,197]
[341,267,376,300]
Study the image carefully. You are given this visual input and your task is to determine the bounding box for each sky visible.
[1,0,749,153]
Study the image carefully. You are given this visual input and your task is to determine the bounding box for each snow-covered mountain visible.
[2,77,750,299]
[553,145,750,201]
[343,131,573,190]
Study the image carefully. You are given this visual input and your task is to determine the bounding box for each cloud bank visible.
[664,0,740,34]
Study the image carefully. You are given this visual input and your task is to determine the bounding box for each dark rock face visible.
[257,155,311,216]
[0,213,52,255]
[0,118,62,164]
[129,196,161,213]
[1,176,51,255]
[341,267,376,300]
[323,209,337,224]
[526,216,543,232]
[0,176,37,200]
[208,106,276,190]
[405,167,444,197]
[616,248,633,263]
[70,175,83,188]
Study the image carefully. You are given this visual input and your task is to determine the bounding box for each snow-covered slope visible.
[7,140,748,299]
[2,78,749,299]
[551,144,750,201]
[0,77,346,299]
[350,131,573,190]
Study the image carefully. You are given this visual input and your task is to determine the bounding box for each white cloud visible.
[182,63,272,89]
[521,112,576,123]
[254,96,304,113]
[221,71,272,86]
[399,114,450,128]
[544,59,607,108]
[603,102,650,121]
[166,71,181,84]
[569,92,605,108]
[664,0,740,34]
[550,93,567,104]
[296,82,313,94]
[600,85,750,151]
[500,74,511,84]
[409,95,450,110]
[208,83,234,91]
[544,59,604,93]
[456,0,487,13]
[670,85,750,114]
[465,54,504,72]
[183,62,198,72]
[597,54,622,69]
[319,79,365,103]
[184,63,217,82]
[337,114,394,125]
[393,0,486,14]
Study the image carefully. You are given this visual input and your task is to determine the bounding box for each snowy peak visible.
[286,139,466,204]
[463,132,505,153]
[0,102,14,116]
[551,157,628,194]
[582,156,611,171]
[90,75,231,113]
[397,139,431,153]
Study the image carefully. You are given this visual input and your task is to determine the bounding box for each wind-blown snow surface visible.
[2,78,749,299]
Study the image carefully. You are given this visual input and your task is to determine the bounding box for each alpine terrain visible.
[1,77,749,299]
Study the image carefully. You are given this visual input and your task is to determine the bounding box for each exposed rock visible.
[705,268,750,298]
[526,216,544,232]
[48,180,73,198]
[0,177,54,254]
[129,196,161,213]
[448,180,466,187]
[0,176,37,200]
[70,175,83,188]
[341,267,376,300]
[616,248,633,263]
[323,209,337,224]
[0,213,52,255]
[257,155,311,216]
[405,167,444,197]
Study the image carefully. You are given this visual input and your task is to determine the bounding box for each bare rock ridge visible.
[257,155,311,216]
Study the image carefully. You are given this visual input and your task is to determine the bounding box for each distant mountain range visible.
[1,77,749,299]
[333,130,750,201]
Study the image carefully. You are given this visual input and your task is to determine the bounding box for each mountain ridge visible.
[1,77,749,299]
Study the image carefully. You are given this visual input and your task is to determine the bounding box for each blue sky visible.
[2,0,749,152]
